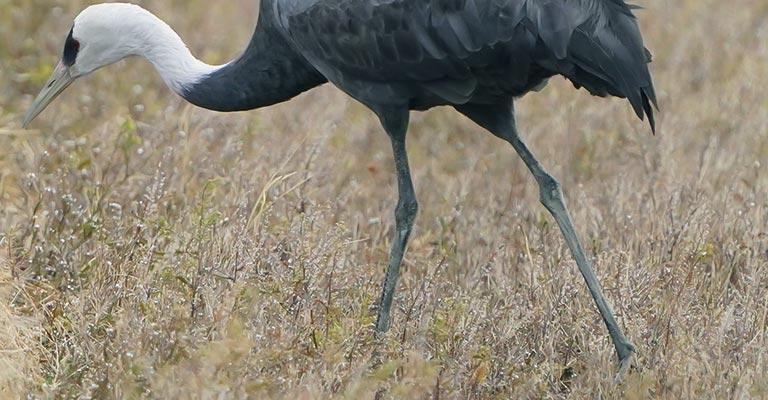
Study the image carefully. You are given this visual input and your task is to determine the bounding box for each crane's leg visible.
[373,107,418,338]
[456,102,635,382]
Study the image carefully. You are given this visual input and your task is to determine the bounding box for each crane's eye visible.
[62,27,80,66]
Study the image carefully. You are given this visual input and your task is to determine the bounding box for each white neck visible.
[136,12,225,94]
[74,4,225,94]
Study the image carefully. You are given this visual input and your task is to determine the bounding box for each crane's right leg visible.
[455,101,635,383]
[372,106,418,338]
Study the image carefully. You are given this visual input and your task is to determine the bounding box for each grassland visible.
[1,0,767,398]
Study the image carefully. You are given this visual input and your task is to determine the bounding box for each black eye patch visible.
[62,26,80,66]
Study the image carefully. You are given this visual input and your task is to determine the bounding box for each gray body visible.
[183,0,657,378]
[185,0,656,126]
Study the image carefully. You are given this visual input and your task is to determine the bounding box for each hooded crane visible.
[24,0,657,379]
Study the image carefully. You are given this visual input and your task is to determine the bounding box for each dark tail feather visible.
[641,87,655,134]
[564,29,658,134]
[559,0,658,134]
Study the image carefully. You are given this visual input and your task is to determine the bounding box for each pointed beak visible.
[22,61,76,128]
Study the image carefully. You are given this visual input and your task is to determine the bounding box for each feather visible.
[276,0,656,129]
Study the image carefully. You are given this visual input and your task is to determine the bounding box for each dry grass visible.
[1,0,767,398]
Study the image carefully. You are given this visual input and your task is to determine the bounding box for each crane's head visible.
[23,4,149,127]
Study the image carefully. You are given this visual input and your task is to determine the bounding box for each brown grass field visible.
[1,0,767,398]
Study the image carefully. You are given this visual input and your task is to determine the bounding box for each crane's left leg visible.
[456,102,635,382]
[372,106,418,338]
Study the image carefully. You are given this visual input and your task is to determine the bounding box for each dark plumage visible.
[185,0,656,129]
[28,0,658,381]
[187,0,657,380]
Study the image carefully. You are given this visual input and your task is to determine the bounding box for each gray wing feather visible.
[279,0,526,79]
[526,1,579,58]
[277,0,656,126]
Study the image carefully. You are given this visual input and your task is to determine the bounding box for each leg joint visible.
[395,198,419,227]
[537,174,563,210]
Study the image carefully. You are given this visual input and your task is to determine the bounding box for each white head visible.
[23,3,218,127]
[67,3,153,77]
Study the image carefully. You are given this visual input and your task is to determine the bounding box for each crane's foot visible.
[613,341,638,384]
